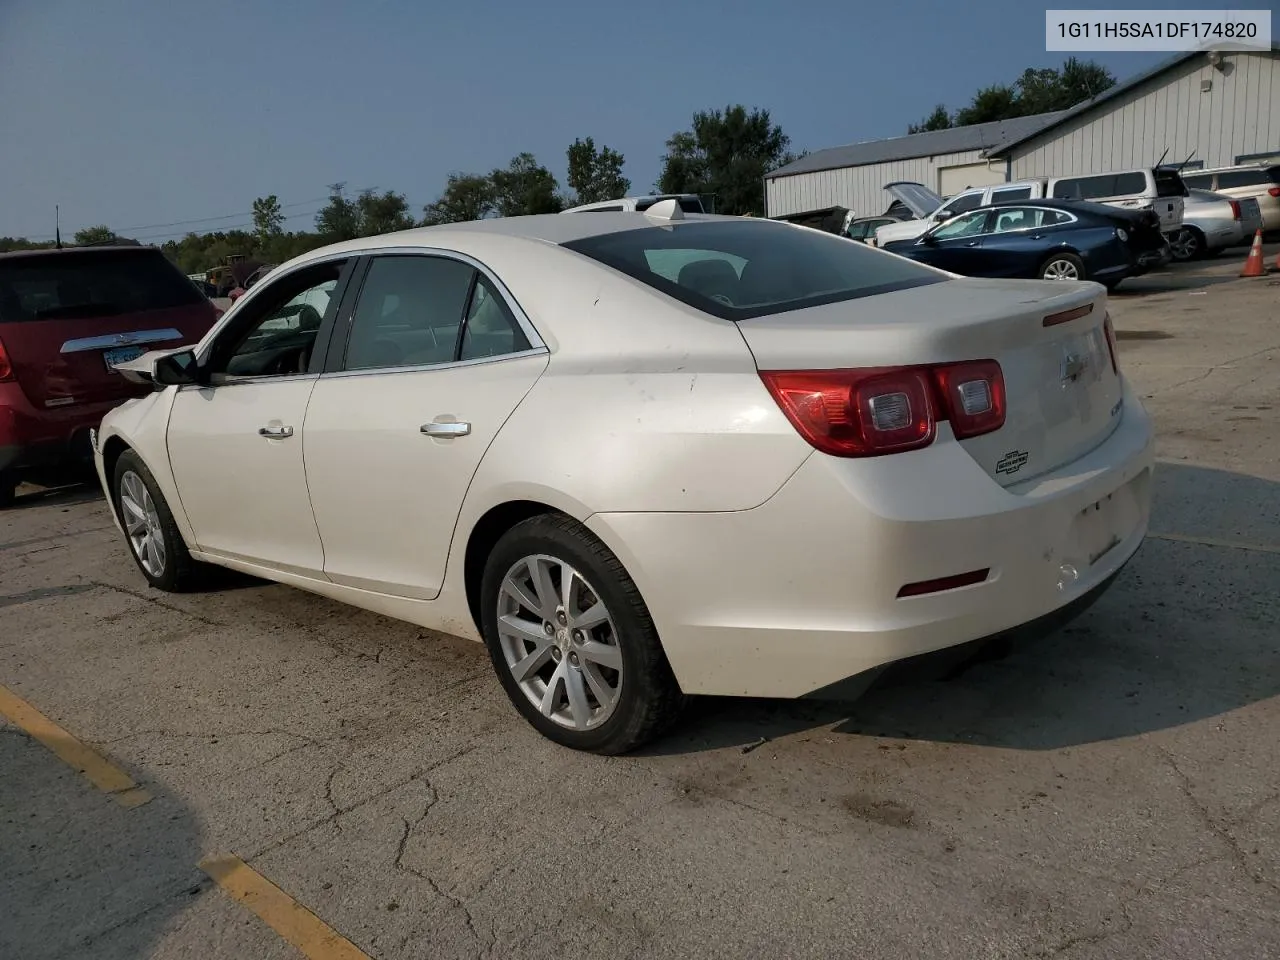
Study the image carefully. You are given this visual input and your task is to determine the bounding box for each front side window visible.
[562,220,943,321]
[215,262,344,378]
[931,211,990,240]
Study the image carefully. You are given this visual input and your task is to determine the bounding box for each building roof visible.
[990,44,1280,158]
[765,111,1066,180]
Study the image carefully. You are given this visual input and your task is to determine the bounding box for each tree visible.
[315,183,361,242]
[1055,57,1116,106]
[953,84,1022,125]
[489,153,563,217]
[354,189,415,235]
[74,225,116,245]
[566,137,630,205]
[252,195,284,244]
[907,104,953,135]
[421,173,496,224]
[657,105,791,216]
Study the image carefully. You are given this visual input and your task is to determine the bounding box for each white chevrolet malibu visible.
[93,204,1153,753]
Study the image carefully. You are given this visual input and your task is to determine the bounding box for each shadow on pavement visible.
[644,462,1280,755]
[0,724,207,960]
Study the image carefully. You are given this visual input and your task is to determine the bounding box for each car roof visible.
[0,244,158,261]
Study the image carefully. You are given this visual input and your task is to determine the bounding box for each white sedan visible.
[92,202,1154,754]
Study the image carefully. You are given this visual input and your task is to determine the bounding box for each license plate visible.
[103,346,144,370]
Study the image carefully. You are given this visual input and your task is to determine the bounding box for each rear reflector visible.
[897,568,990,598]
[1043,303,1093,327]
[760,360,1005,458]
[1229,200,1242,220]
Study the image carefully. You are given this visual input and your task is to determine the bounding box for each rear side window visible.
[1182,173,1214,190]
[0,249,204,323]
[1217,169,1272,189]
[1053,172,1147,200]
[561,220,944,322]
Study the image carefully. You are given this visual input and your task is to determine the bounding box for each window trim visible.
[186,253,356,389]
[987,206,1080,235]
[323,247,548,379]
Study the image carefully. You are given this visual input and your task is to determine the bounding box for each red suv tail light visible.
[760,360,1005,458]
[0,335,13,382]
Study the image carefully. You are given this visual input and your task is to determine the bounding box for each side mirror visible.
[920,232,939,245]
[154,349,202,387]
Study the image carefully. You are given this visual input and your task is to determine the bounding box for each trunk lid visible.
[738,278,1122,487]
[884,182,944,219]
[0,248,219,409]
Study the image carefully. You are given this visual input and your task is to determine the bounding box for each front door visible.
[304,254,548,600]
[912,210,993,275]
[166,259,351,576]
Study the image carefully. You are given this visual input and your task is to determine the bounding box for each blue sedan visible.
[879,199,1171,289]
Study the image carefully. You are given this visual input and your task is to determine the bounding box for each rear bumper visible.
[0,382,120,475]
[588,380,1154,698]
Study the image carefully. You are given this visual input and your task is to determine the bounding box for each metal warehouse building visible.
[766,44,1280,220]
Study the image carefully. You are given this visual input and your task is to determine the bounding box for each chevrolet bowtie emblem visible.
[1060,353,1089,385]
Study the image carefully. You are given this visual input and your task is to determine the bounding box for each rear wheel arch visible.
[101,435,132,496]
[463,501,570,633]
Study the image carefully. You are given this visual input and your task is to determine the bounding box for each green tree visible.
[566,137,630,205]
[948,58,1116,127]
[907,104,953,134]
[657,105,791,216]
[73,225,116,245]
[489,153,563,217]
[421,173,496,224]
[1055,57,1116,107]
[354,189,416,235]
[315,183,361,242]
[252,195,284,244]
[954,84,1022,125]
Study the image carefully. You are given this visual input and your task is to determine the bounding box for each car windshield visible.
[0,249,205,323]
[562,220,945,321]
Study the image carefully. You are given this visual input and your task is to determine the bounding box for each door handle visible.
[420,421,471,438]
[965,241,980,247]
[258,425,294,439]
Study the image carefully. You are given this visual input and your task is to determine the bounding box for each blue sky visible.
[2,0,1275,241]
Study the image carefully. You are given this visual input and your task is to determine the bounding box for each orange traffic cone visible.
[1240,229,1266,277]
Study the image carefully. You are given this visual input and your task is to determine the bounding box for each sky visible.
[2,0,1276,242]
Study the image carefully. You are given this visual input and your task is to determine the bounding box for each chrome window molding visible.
[319,345,549,381]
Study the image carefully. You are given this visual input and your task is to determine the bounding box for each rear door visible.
[0,248,218,409]
[981,207,1077,277]
[303,253,548,600]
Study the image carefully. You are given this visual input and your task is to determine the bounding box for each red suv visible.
[0,246,221,505]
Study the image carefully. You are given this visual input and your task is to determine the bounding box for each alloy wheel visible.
[119,471,166,577]
[1169,228,1199,261]
[496,554,623,731]
[1043,259,1081,280]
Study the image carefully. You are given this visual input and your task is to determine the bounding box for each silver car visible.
[1169,188,1263,261]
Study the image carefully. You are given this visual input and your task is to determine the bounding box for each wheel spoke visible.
[146,536,163,574]
[580,640,622,671]
[582,662,616,709]
[498,613,548,645]
[560,565,581,612]
[539,661,567,717]
[124,511,146,535]
[120,495,145,525]
[502,577,542,619]
[565,667,592,729]
[572,601,608,630]
[530,558,559,619]
[510,641,554,682]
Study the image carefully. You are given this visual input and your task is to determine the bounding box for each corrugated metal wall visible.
[1009,50,1280,178]
[765,149,1001,218]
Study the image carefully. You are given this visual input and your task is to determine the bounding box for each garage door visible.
[938,162,1007,196]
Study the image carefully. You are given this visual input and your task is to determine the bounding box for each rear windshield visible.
[1155,168,1188,197]
[561,220,944,321]
[0,248,204,323]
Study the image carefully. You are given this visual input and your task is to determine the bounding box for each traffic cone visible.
[1240,229,1266,277]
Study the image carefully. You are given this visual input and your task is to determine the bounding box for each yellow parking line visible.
[200,855,372,960]
[1149,532,1280,555]
[0,684,152,808]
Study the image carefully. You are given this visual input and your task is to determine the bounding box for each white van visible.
[872,180,1048,246]
[1046,168,1186,234]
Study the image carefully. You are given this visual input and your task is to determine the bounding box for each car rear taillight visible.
[760,360,1005,458]
[0,336,13,382]
[1103,313,1120,376]
[1268,186,1280,198]
[1230,200,1243,220]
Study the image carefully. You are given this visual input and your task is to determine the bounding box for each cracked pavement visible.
[2,257,1279,958]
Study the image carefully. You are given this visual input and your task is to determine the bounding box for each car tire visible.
[112,450,204,592]
[1040,252,1086,281]
[1170,227,1204,262]
[0,473,16,509]
[480,513,685,754]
